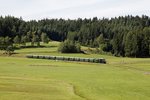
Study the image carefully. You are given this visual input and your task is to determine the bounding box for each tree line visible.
[0,15,150,57]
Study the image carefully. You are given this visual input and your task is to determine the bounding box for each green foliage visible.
[0,15,150,57]
[5,45,14,55]
[101,43,112,52]
[67,31,78,41]
[0,37,14,55]
[97,34,105,45]
[0,37,5,50]
[41,32,49,44]
[125,32,138,57]
[58,40,81,53]
[149,45,150,55]
[112,32,125,56]
[4,36,11,46]
[124,30,150,57]
[13,35,20,44]
[32,34,40,46]
[21,36,28,45]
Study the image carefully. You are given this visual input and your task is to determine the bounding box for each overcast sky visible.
[0,0,149,20]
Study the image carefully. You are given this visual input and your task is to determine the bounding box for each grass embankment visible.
[0,42,150,100]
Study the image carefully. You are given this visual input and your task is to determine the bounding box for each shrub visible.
[58,40,81,53]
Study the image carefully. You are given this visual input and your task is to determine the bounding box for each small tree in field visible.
[58,40,81,53]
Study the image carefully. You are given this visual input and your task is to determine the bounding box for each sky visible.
[0,0,150,21]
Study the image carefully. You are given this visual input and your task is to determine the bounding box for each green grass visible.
[0,42,150,100]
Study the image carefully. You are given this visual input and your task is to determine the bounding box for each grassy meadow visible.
[0,42,150,100]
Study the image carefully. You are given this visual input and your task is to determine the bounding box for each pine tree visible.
[96,34,105,47]
[0,37,5,50]
[21,36,28,46]
[13,36,20,44]
[41,32,49,44]
[32,35,40,46]
[125,32,138,57]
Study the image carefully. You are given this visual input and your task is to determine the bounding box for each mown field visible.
[0,42,150,100]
